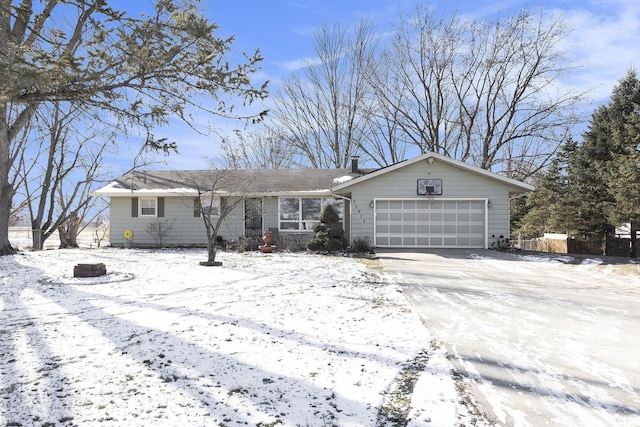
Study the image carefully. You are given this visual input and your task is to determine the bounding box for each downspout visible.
[485,198,490,249]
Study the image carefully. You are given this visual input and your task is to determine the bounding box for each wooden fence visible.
[516,236,631,257]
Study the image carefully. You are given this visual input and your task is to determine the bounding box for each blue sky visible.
[112,0,640,170]
[207,0,638,96]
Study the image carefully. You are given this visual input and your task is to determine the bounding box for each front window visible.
[279,197,343,231]
[202,197,220,216]
[140,197,157,217]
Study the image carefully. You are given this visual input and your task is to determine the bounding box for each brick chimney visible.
[351,156,359,173]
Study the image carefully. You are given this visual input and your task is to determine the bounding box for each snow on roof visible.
[93,168,366,197]
[333,175,354,184]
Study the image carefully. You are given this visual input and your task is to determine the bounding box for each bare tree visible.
[0,0,268,255]
[358,59,413,167]
[453,9,582,177]
[271,20,379,168]
[92,214,109,248]
[146,218,177,248]
[180,169,255,266]
[373,7,464,159]
[220,127,299,169]
[15,103,113,249]
[369,6,584,178]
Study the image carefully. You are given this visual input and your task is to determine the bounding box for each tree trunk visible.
[59,213,80,248]
[200,239,221,266]
[0,103,15,254]
[207,242,218,264]
[58,225,70,249]
[0,129,15,254]
[0,184,15,255]
[631,217,639,258]
[31,227,45,250]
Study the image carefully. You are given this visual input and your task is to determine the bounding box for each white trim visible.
[373,197,488,249]
[91,186,199,198]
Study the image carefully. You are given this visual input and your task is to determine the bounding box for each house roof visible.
[93,153,534,198]
[92,168,369,197]
[331,152,535,193]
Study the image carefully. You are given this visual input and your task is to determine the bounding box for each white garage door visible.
[374,199,486,248]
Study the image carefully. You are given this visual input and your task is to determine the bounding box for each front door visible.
[244,198,263,238]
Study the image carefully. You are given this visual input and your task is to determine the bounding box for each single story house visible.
[92,153,534,249]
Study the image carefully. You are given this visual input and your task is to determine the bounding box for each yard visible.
[0,248,462,426]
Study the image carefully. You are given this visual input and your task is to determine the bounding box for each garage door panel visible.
[470,237,485,246]
[403,224,415,233]
[375,199,486,248]
[389,236,402,245]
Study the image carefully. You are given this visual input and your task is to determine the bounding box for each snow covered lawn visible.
[0,248,458,426]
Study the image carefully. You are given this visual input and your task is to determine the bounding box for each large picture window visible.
[279,197,343,231]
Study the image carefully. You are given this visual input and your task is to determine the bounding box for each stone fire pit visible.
[74,263,107,278]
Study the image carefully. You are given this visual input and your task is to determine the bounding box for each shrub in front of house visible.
[348,236,373,254]
[306,204,347,253]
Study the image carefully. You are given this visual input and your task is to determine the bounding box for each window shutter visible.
[157,197,165,217]
[193,197,201,217]
[131,197,138,217]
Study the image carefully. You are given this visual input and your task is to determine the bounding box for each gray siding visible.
[339,158,518,247]
[110,196,245,247]
[109,195,339,249]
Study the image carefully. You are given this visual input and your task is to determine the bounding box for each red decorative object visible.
[259,231,276,253]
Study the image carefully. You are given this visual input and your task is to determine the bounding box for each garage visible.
[374,199,487,248]
[331,153,534,249]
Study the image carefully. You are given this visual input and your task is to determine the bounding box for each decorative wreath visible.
[123,230,133,240]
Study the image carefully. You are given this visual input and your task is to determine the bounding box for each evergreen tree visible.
[564,114,617,243]
[516,153,568,237]
[603,72,640,255]
[306,204,347,252]
[517,71,640,257]
[566,71,640,252]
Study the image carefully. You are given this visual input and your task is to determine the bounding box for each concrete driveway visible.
[376,248,640,426]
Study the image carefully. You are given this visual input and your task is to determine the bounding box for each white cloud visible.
[277,55,321,73]
[553,0,640,103]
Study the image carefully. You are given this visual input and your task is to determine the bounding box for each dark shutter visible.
[193,197,201,217]
[157,197,165,217]
[131,197,138,217]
